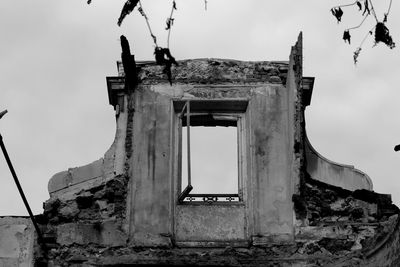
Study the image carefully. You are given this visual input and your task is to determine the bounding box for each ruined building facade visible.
[1,34,400,266]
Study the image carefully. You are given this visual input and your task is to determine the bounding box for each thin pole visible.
[187,101,191,186]
[0,133,45,246]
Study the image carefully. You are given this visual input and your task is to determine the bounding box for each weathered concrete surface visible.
[48,92,129,198]
[0,217,34,267]
[120,53,298,246]
[176,205,246,242]
[305,136,373,191]
[56,220,127,247]
[48,158,103,194]
[43,174,129,224]
[124,58,289,85]
[290,175,400,266]
[127,87,173,247]
[363,214,400,267]
[125,83,297,245]
[248,84,294,238]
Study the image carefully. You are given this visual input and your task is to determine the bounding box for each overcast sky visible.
[1,0,399,215]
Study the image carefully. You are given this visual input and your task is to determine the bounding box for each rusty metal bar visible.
[0,110,45,246]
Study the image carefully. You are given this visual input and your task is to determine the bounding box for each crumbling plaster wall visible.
[127,64,297,245]
[34,34,400,266]
[0,217,35,267]
[44,56,301,250]
[43,91,132,250]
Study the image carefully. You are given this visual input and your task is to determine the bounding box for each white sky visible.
[1,0,400,215]
[182,127,238,194]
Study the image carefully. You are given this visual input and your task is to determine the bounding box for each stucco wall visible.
[127,87,173,246]
[0,217,34,267]
[126,76,296,245]
[248,85,293,238]
[175,205,246,242]
[305,136,373,191]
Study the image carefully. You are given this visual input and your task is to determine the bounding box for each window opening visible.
[178,100,242,203]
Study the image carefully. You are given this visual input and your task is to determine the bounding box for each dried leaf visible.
[154,47,178,85]
[375,22,395,49]
[165,18,174,30]
[117,0,140,26]
[353,47,361,65]
[87,0,92,4]
[356,1,362,11]
[363,0,370,16]
[343,30,351,44]
[383,13,388,23]
[151,34,157,45]
[173,0,177,10]
[138,7,146,17]
[331,7,344,23]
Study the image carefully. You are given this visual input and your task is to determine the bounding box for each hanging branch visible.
[166,0,177,49]
[331,1,361,9]
[136,0,178,84]
[383,0,392,22]
[347,13,369,31]
[343,13,369,45]
[330,0,395,65]
[362,0,371,16]
[353,26,375,64]
[367,0,379,22]
[331,1,364,23]
[138,1,158,46]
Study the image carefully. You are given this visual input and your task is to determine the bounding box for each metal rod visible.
[0,133,45,245]
[186,101,191,186]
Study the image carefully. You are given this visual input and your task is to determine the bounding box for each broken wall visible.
[125,58,297,246]
[0,217,35,267]
[33,34,400,266]
[305,137,373,191]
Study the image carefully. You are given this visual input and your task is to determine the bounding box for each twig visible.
[368,0,379,22]
[331,1,358,9]
[360,25,376,47]
[138,1,158,46]
[346,13,369,30]
[387,0,393,15]
[166,1,176,49]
